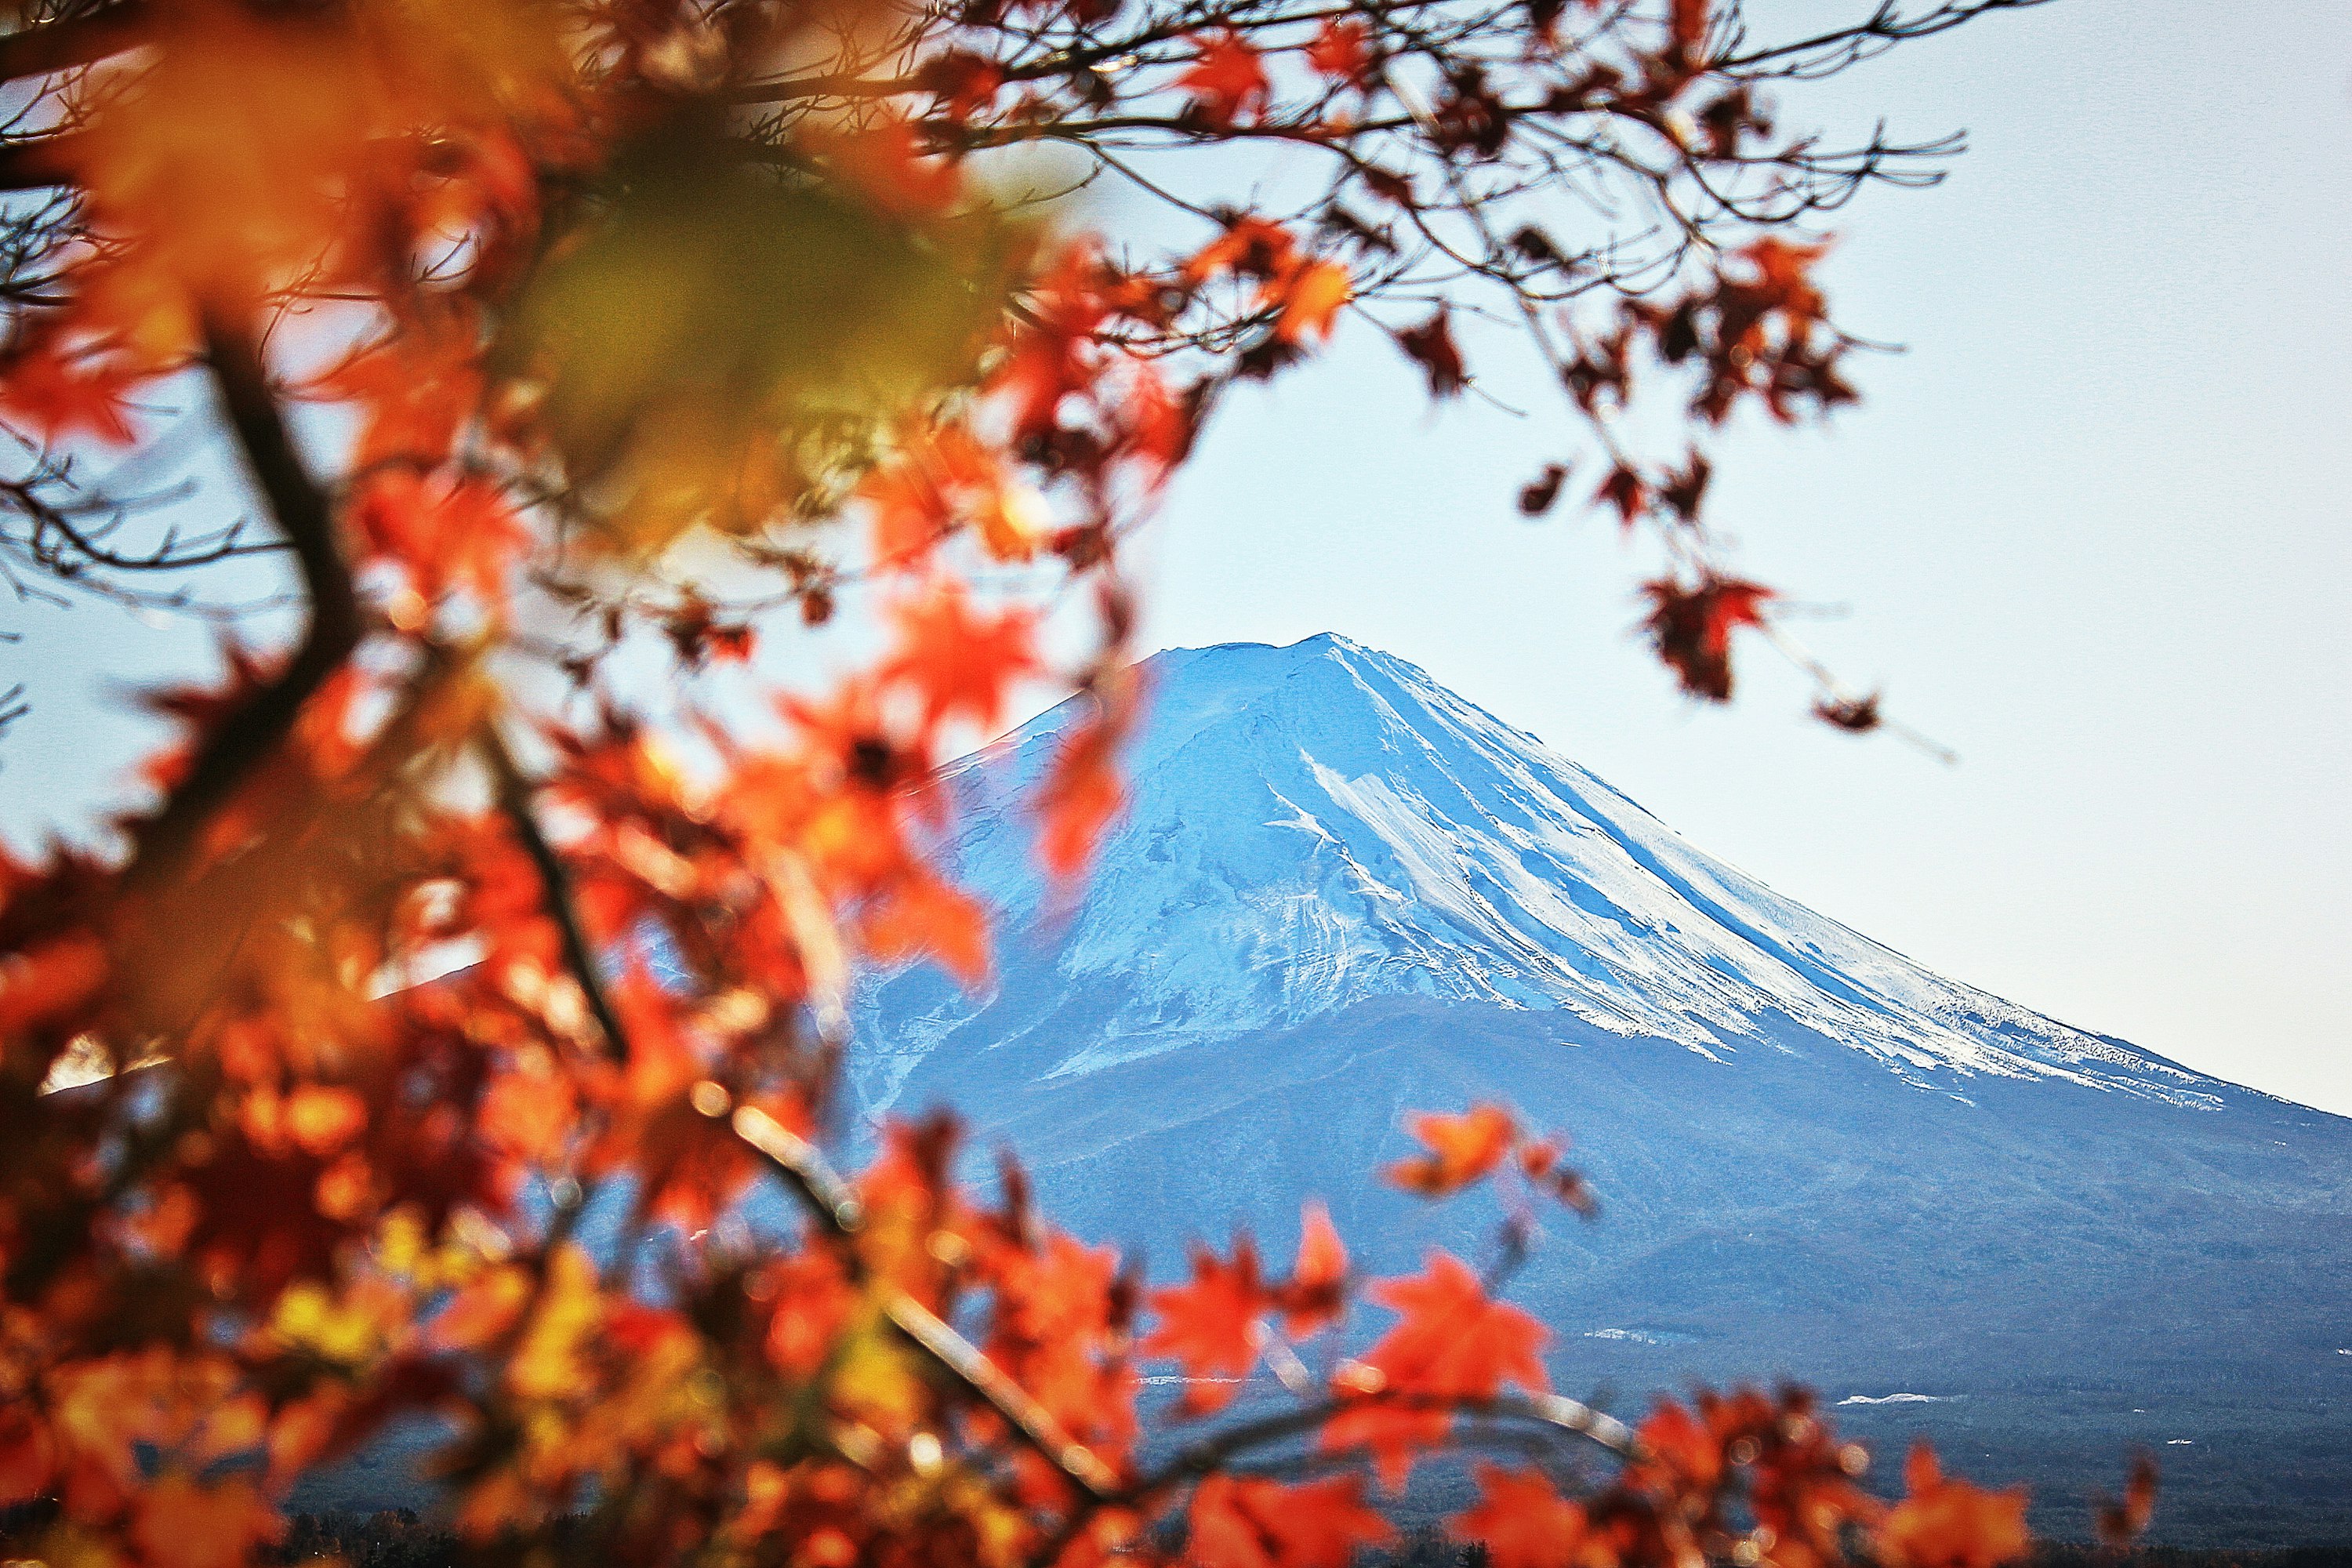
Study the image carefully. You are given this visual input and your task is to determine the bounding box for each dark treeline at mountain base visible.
[9,1508,2347,1568]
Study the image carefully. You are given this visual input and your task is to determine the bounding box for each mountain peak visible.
[1130,632,1410,734]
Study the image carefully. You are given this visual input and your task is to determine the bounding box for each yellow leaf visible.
[509,1243,603,1401]
[1274,260,1353,343]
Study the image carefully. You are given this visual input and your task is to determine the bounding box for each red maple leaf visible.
[0,336,143,446]
[1671,0,1711,51]
[1517,463,1569,517]
[1142,1238,1265,1414]
[1594,464,1648,530]
[1189,1474,1395,1568]
[2095,1453,2159,1548]
[0,1400,53,1505]
[1449,1464,1589,1568]
[1276,1200,1348,1338]
[1305,18,1372,86]
[1323,1251,1548,1487]
[1180,31,1270,127]
[916,49,1005,123]
[1396,307,1466,397]
[1639,574,1774,702]
[1659,452,1711,521]
[1813,692,1882,733]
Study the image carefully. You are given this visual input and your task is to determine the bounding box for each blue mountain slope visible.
[851,635,2352,1545]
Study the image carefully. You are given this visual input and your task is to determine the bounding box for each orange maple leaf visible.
[859,424,1002,563]
[824,118,964,220]
[763,1248,858,1379]
[132,1475,282,1568]
[1449,1463,1589,1568]
[307,325,483,470]
[1034,677,1141,882]
[1363,1250,1548,1398]
[1185,216,1300,287]
[351,470,530,617]
[1142,1239,1265,1414]
[1180,30,1270,127]
[1876,1443,2031,1568]
[1385,1103,1516,1196]
[284,1085,368,1157]
[989,240,1115,442]
[887,587,1044,734]
[859,868,991,989]
[1633,1399,1725,1492]
[1273,260,1352,344]
[1740,234,1829,316]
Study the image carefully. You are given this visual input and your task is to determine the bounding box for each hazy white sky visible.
[4,1,2345,1112]
[1128,0,2352,1112]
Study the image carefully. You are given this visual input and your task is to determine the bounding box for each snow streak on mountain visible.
[856,633,2215,1115]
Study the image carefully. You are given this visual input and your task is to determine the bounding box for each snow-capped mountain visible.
[857,633,2212,1112]
[851,635,2352,1544]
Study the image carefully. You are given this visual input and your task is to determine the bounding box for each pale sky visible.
[4,0,2346,1113]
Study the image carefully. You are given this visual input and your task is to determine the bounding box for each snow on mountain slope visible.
[854,633,2218,1115]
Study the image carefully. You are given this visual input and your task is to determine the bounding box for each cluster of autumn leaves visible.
[0,0,2127,1561]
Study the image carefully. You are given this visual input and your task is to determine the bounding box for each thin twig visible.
[481,724,635,1066]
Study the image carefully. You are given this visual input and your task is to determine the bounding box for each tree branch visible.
[0,0,147,85]
[717,1098,1118,1501]
[0,132,80,191]
[731,1103,866,1235]
[123,315,358,892]
[885,1291,1121,1499]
